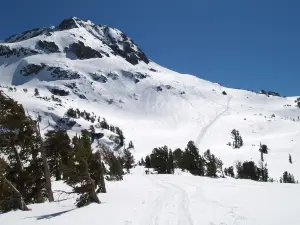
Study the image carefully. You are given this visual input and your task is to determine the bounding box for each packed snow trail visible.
[1,167,300,225]
[195,95,232,148]
[144,177,194,225]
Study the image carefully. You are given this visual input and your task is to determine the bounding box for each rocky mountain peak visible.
[4,17,150,65]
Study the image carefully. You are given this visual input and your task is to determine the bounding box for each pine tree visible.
[89,151,106,193]
[44,130,72,180]
[289,154,293,164]
[140,157,145,166]
[182,141,204,176]
[216,157,224,177]
[236,161,259,181]
[173,148,184,169]
[99,143,123,181]
[150,146,169,174]
[280,171,296,184]
[123,148,135,173]
[34,88,39,96]
[100,118,109,129]
[259,144,268,162]
[258,161,269,182]
[231,129,243,148]
[204,149,217,177]
[63,131,100,207]
[224,166,235,177]
[167,150,174,174]
[0,91,53,210]
[145,155,151,172]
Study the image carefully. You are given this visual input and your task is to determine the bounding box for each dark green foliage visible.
[231,129,243,149]
[44,130,72,180]
[66,108,77,118]
[115,127,125,147]
[62,130,100,207]
[145,155,151,170]
[0,91,49,211]
[34,88,39,96]
[100,118,109,129]
[123,148,135,173]
[236,161,259,181]
[138,157,145,166]
[89,151,106,193]
[289,154,292,164]
[203,150,218,177]
[167,150,174,174]
[173,148,184,169]
[280,171,297,184]
[150,146,174,174]
[258,162,269,182]
[259,144,268,154]
[99,144,123,181]
[224,166,235,177]
[182,141,204,176]
[259,144,268,162]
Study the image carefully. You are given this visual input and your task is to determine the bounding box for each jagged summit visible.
[4,17,149,65]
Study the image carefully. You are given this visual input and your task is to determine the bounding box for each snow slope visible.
[1,167,299,225]
[0,17,300,181]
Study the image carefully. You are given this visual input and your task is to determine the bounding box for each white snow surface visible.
[1,167,300,225]
[1,17,300,224]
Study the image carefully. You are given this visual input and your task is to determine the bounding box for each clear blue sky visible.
[1,0,299,95]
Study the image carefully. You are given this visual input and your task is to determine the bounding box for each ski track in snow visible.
[145,176,194,225]
[195,95,232,148]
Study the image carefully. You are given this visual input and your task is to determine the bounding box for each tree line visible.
[0,91,135,212]
[139,140,298,184]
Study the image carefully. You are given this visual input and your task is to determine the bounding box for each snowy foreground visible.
[1,167,299,225]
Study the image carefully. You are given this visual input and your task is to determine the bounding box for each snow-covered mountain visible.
[0,17,299,180]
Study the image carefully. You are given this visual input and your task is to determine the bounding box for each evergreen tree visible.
[115,127,125,147]
[216,157,224,178]
[123,148,135,173]
[259,144,268,162]
[99,143,123,181]
[63,131,100,207]
[258,161,269,182]
[44,130,72,180]
[224,166,235,177]
[100,118,109,129]
[34,88,39,96]
[140,157,145,166]
[89,151,106,193]
[173,148,184,169]
[167,150,174,174]
[89,125,95,133]
[128,141,134,149]
[231,129,243,148]
[66,108,77,118]
[0,91,53,210]
[236,161,259,181]
[150,146,169,174]
[182,141,204,176]
[280,171,296,184]
[204,149,217,177]
[289,154,293,164]
[145,155,151,172]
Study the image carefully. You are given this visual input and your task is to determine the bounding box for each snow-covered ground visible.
[1,167,299,225]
